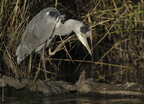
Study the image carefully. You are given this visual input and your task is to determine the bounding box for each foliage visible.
[0,0,144,83]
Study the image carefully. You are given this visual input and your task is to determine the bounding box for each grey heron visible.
[16,7,92,79]
[35,19,92,55]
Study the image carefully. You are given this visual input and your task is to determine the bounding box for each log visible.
[0,71,144,96]
[0,75,28,89]
[0,75,76,95]
[29,80,76,95]
[75,70,144,95]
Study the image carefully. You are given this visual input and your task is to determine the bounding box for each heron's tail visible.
[15,44,30,65]
[16,44,23,65]
[16,45,21,56]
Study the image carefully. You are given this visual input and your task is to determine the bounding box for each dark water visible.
[1,94,144,104]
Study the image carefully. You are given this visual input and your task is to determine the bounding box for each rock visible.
[0,75,28,89]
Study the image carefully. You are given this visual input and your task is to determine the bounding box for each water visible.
[1,94,144,104]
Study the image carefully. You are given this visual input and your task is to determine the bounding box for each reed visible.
[1,0,144,83]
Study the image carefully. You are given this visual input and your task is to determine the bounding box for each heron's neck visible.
[54,24,73,36]
[54,19,83,36]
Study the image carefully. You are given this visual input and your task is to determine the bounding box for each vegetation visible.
[0,0,144,84]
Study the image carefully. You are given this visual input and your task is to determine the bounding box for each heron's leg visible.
[41,47,48,80]
[28,54,32,78]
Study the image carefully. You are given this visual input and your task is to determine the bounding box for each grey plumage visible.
[54,19,92,54]
[55,19,91,37]
[16,7,61,64]
[16,7,92,65]
[35,19,92,54]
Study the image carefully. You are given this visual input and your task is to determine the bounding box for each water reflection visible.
[1,94,144,104]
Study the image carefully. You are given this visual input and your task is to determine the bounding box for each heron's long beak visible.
[76,33,92,55]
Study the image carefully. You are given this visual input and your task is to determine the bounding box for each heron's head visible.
[75,25,92,55]
[60,19,92,55]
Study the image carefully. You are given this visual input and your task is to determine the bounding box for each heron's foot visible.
[49,48,55,56]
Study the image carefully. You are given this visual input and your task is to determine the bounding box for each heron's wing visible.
[35,35,54,53]
[25,9,59,43]
[16,8,61,64]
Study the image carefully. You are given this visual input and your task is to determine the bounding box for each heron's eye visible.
[80,25,89,34]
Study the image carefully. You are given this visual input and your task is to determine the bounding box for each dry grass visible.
[1,0,144,83]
